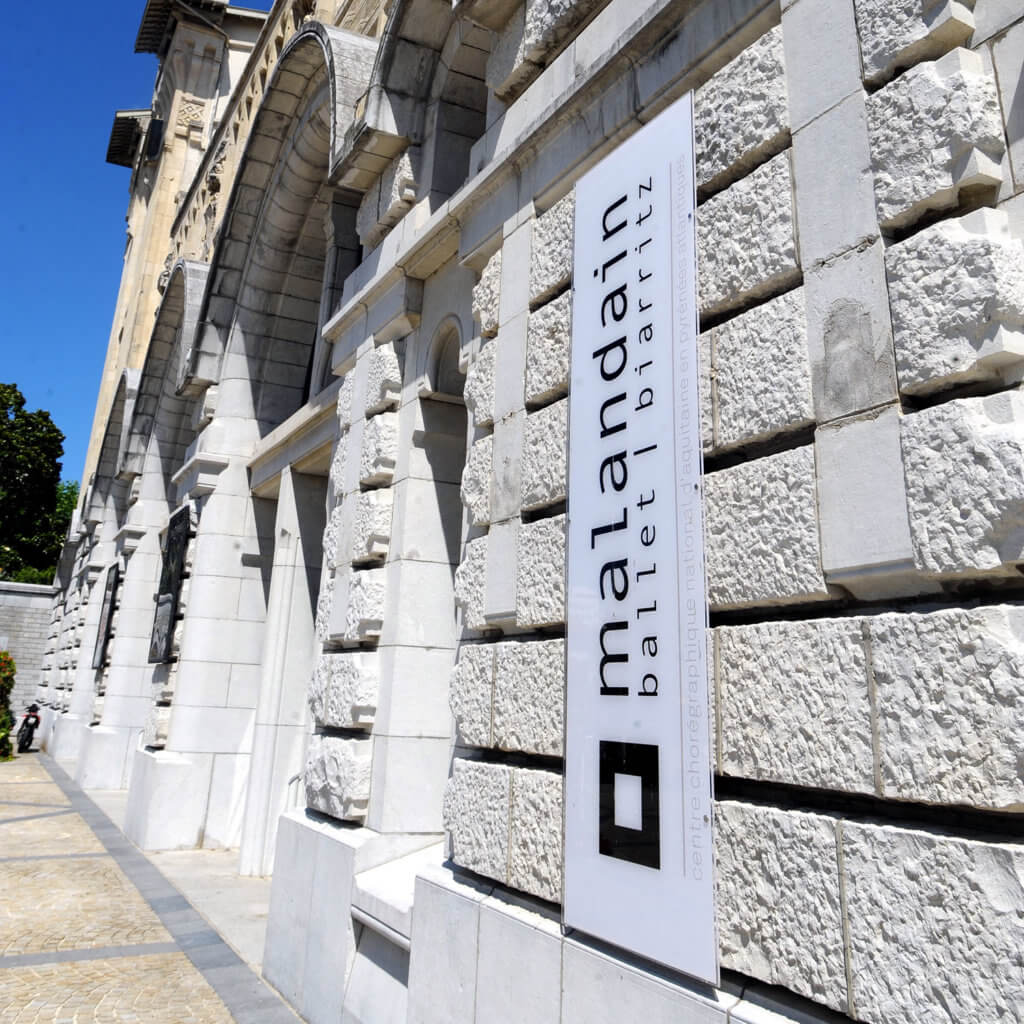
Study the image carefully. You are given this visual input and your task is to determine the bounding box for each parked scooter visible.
[16,704,41,753]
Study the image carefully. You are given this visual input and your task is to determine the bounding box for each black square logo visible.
[598,740,661,870]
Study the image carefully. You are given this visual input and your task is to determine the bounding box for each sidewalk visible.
[0,753,296,1023]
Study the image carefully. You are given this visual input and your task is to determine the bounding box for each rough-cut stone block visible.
[322,503,344,570]
[516,515,565,628]
[329,435,348,502]
[529,193,573,306]
[378,147,419,228]
[717,618,874,792]
[902,392,1024,578]
[525,292,570,407]
[464,340,496,429]
[455,536,487,630]
[309,650,379,728]
[461,435,493,527]
[343,568,386,642]
[473,250,502,339]
[449,643,495,748]
[853,0,975,86]
[356,177,381,248]
[705,446,829,610]
[714,288,814,449]
[695,26,789,194]
[365,342,403,414]
[843,822,1024,1024]
[493,639,564,757]
[488,3,541,100]
[350,490,393,564]
[490,0,599,101]
[304,733,372,821]
[337,373,354,429]
[314,575,333,642]
[443,758,511,882]
[359,412,399,486]
[698,153,800,318]
[868,48,1004,231]
[716,801,847,1011]
[886,211,1024,395]
[520,401,567,512]
[508,768,563,904]
[869,606,1024,810]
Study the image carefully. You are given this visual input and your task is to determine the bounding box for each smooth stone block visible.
[792,90,877,267]
[804,238,897,422]
[816,405,916,590]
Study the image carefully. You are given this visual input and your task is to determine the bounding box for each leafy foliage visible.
[0,650,15,759]
[0,384,77,583]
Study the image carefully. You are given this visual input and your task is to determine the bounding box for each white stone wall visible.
[55,0,1024,1021]
[439,3,1024,1022]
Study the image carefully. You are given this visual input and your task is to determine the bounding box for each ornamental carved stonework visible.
[177,99,204,128]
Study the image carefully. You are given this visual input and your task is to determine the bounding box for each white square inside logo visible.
[613,773,643,831]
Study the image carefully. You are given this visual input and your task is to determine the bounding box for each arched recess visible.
[335,0,491,214]
[87,368,141,534]
[122,259,211,504]
[51,367,141,765]
[73,258,213,793]
[198,23,377,442]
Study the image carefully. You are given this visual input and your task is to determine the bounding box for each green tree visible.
[0,384,76,584]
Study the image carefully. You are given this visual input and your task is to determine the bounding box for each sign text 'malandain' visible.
[563,92,717,985]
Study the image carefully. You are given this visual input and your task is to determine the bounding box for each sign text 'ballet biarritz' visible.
[564,91,717,984]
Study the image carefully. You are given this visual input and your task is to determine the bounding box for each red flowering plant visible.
[0,651,15,759]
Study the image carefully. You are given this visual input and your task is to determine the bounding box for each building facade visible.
[40,0,1024,1022]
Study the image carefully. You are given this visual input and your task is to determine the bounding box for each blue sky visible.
[0,1,273,483]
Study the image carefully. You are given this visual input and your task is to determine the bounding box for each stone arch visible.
[339,0,491,210]
[420,313,467,399]
[123,260,210,504]
[85,368,141,530]
[200,24,376,440]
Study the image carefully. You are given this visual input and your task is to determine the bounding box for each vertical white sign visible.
[564,92,716,984]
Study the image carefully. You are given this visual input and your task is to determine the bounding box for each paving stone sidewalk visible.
[0,753,296,1023]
